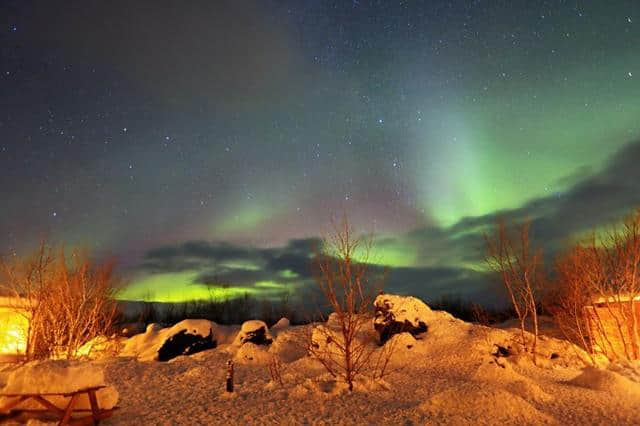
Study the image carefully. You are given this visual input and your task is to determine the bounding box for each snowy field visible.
[1,297,640,425]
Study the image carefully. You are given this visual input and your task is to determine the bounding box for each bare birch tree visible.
[485,219,543,363]
[308,217,386,391]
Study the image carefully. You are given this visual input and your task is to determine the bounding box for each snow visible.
[270,317,290,331]
[374,293,438,326]
[120,319,219,361]
[233,320,272,346]
[0,360,118,411]
[1,296,640,424]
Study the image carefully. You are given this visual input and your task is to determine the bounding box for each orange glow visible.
[0,303,29,355]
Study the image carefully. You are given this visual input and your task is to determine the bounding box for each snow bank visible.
[373,294,438,343]
[234,342,272,364]
[0,360,118,411]
[569,366,640,401]
[420,386,556,425]
[121,319,217,361]
[269,326,307,363]
[271,317,290,331]
[233,320,273,346]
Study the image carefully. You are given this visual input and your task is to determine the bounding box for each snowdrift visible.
[3,294,635,424]
[0,360,118,411]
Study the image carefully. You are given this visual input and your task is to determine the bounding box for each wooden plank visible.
[88,389,99,423]
[0,395,29,413]
[59,393,78,425]
[32,395,65,416]
[0,386,106,398]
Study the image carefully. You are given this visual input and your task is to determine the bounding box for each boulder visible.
[235,320,273,346]
[118,322,146,337]
[122,319,217,361]
[157,328,216,362]
[374,294,432,343]
[271,317,290,330]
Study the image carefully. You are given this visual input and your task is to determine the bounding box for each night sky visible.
[2,1,640,305]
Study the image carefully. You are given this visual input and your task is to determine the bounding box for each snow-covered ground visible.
[1,299,640,425]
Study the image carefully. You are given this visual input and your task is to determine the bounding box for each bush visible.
[0,243,119,360]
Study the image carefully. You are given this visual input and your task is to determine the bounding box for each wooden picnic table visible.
[0,385,116,425]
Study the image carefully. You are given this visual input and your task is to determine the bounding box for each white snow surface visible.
[373,293,436,328]
[0,360,118,411]
[2,297,640,424]
[270,317,290,331]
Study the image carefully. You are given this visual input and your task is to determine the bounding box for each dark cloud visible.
[404,139,640,270]
[133,140,640,304]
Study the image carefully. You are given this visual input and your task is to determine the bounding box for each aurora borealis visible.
[2,1,640,305]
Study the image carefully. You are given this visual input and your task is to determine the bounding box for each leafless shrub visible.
[551,209,640,361]
[371,332,400,380]
[0,242,120,360]
[308,216,386,391]
[485,219,544,364]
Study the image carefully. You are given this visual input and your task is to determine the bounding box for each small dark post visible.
[226,360,234,392]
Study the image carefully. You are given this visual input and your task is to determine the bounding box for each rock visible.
[121,319,218,361]
[156,320,217,361]
[271,317,290,330]
[373,294,431,343]
[119,322,146,337]
[235,320,273,346]
[157,329,216,362]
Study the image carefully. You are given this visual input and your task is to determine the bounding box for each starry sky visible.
[2,0,640,305]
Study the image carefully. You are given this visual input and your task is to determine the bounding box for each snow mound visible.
[420,386,556,425]
[374,294,435,319]
[234,342,272,364]
[374,294,454,343]
[569,367,640,400]
[234,320,273,346]
[269,327,307,363]
[2,360,104,394]
[0,360,118,411]
[121,319,217,361]
[271,317,290,330]
[472,358,552,403]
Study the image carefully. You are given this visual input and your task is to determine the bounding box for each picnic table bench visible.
[0,385,116,425]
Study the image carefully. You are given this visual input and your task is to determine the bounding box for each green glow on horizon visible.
[119,271,298,303]
[118,271,258,303]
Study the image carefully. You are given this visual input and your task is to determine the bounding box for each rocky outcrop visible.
[235,320,273,346]
[374,294,432,343]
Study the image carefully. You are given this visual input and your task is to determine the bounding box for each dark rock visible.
[375,319,428,344]
[240,326,272,345]
[235,320,273,346]
[157,329,216,361]
[493,344,511,357]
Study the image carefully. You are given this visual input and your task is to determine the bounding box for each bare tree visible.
[308,217,385,391]
[551,209,640,361]
[485,219,543,363]
[0,242,120,360]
